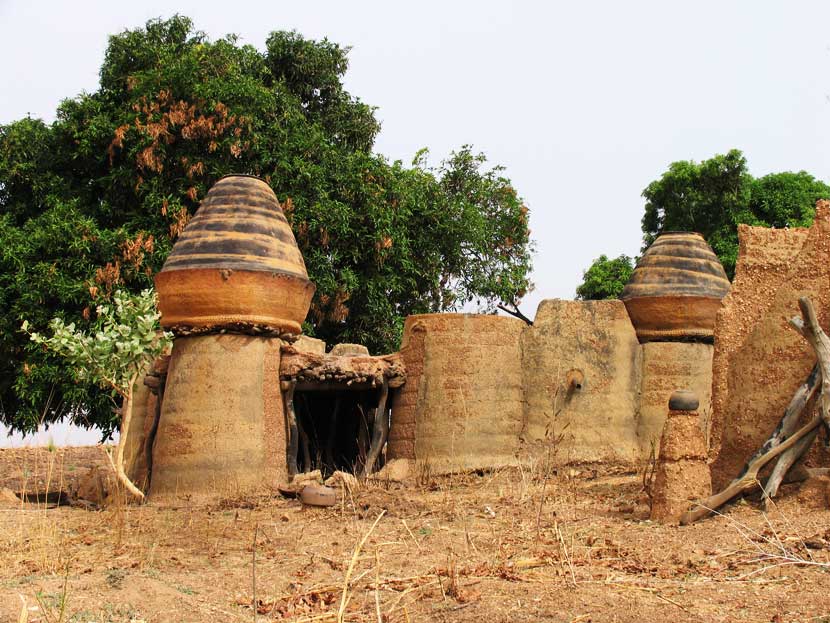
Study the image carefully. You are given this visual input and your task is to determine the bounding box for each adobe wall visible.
[710,202,830,489]
[387,314,525,473]
[150,335,286,500]
[520,300,643,465]
[639,342,714,453]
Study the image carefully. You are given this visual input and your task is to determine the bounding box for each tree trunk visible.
[108,374,146,500]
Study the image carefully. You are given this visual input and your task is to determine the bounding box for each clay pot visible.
[668,389,699,412]
[155,175,314,334]
[621,232,729,342]
[299,484,337,507]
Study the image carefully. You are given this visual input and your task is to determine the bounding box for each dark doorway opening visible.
[293,388,389,476]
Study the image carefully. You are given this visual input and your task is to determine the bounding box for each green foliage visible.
[0,16,533,432]
[641,149,829,278]
[575,255,635,300]
[24,289,171,397]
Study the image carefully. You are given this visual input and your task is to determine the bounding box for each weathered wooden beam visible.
[762,362,821,504]
[281,380,299,477]
[324,396,342,468]
[362,378,390,477]
[798,297,830,430]
[681,414,823,524]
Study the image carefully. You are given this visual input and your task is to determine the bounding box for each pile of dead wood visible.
[682,297,830,524]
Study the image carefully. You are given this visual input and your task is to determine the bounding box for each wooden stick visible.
[681,413,823,524]
[363,378,390,477]
[797,297,830,430]
[762,361,821,503]
[282,380,299,476]
[325,396,342,469]
[356,403,370,474]
[763,428,818,505]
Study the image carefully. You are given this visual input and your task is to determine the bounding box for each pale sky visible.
[2,0,829,445]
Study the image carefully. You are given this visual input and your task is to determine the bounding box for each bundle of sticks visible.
[682,296,830,525]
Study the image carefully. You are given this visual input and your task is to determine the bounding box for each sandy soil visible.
[1,452,829,622]
[0,446,108,498]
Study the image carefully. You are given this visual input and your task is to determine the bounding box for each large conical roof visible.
[155,175,314,335]
[160,175,308,278]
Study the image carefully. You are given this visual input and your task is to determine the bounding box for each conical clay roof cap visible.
[155,175,314,334]
[621,232,730,342]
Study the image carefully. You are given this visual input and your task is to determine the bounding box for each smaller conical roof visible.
[621,232,729,300]
[621,232,730,342]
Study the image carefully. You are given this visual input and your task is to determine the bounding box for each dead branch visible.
[797,297,830,431]
[680,413,822,524]
[497,302,533,326]
[762,362,821,504]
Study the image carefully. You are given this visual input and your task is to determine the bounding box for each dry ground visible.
[1,449,830,622]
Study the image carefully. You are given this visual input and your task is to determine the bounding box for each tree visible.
[0,16,532,432]
[640,149,829,278]
[24,290,171,498]
[575,255,635,300]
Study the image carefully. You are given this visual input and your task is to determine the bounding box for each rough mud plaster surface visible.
[639,342,713,454]
[710,202,830,489]
[388,314,525,473]
[520,299,642,465]
[279,347,405,386]
[293,335,326,354]
[150,335,285,501]
[651,410,710,524]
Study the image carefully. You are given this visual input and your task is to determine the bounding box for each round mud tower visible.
[149,335,286,501]
[621,232,730,343]
[651,391,712,524]
[388,314,525,474]
[155,175,314,334]
[638,342,714,454]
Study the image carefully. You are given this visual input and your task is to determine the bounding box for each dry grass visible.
[1,454,830,622]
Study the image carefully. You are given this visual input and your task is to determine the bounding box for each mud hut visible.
[150,175,314,500]
[621,232,730,450]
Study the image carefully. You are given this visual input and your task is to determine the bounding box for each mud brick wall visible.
[150,334,286,500]
[710,202,830,489]
[638,342,714,454]
[387,314,525,473]
[520,299,643,465]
